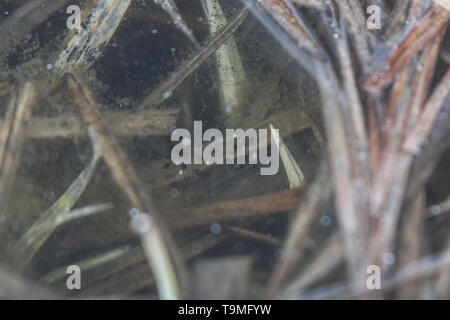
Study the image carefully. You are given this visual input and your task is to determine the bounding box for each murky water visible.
[1,0,449,300]
[0,0,323,298]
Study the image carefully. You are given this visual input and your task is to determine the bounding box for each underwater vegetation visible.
[0,0,449,300]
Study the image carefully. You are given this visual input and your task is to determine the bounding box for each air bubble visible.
[170,188,180,198]
[430,205,442,216]
[130,213,152,234]
[162,91,173,99]
[128,208,140,218]
[383,252,396,265]
[320,216,332,227]
[210,223,222,235]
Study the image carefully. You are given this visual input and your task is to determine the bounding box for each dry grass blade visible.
[357,249,450,298]
[0,79,15,97]
[50,72,187,298]
[154,0,201,50]
[21,109,179,139]
[55,0,131,70]
[385,0,414,36]
[428,195,450,217]
[76,232,230,297]
[51,203,114,229]
[397,191,425,298]
[403,29,445,134]
[155,108,312,189]
[282,233,343,298]
[270,124,305,188]
[337,0,371,69]
[432,0,450,11]
[224,225,283,246]
[253,0,320,55]
[403,67,450,154]
[291,0,323,10]
[168,188,304,230]
[1,0,449,300]
[247,0,369,290]
[131,213,179,300]
[267,159,331,295]
[297,248,450,299]
[12,128,102,267]
[0,81,34,225]
[201,0,248,122]
[316,67,367,289]
[51,73,153,213]
[333,11,368,151]
[139,8,249,110]
[40,245,131,285]
[365,5,450,93]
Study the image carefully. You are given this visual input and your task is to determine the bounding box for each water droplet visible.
[170,47,176,53]
[46,64,53,70]
[151,28,158,34]
[332,33,339,39]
